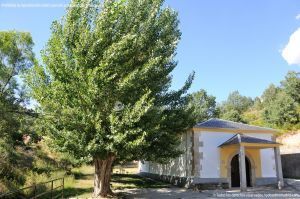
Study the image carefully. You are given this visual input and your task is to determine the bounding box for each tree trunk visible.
[93,154,115,198]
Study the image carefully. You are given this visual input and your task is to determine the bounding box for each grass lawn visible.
[63,165,169,198]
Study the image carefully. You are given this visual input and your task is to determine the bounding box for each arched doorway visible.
[231,154,251,187]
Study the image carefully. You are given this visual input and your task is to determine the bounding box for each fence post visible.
[62,178,64,199]
[34,184,37,199]
[51,180,53,198]
[1,178,66,199]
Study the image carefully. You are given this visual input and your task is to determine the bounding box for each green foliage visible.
[0,31,36,143]
[0,31,34,93]
[261,84,280,107]
[213,74,300,130]
[281,71,300,103]
[0,31,75,193]
[0,141,26,191]
[27,0,194,164]
[0,140,78,194]
[253,97,263,110]
[257,72,300,129]
[222,109,243,122]
[219,91,253,122]
[240,71,300,130]
[0,31,36,191]
[263,91,299,128]
[188,89,219,122]
[241,108,266,127]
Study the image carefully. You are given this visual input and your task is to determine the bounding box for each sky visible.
[0,0,300,102]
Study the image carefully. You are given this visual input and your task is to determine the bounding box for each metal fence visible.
[0,178,64,199]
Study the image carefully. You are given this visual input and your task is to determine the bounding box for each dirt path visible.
[117,187,211,199]
[66,165,300,199]
[118,182,300,199]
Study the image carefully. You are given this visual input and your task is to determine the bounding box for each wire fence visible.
[0,178,64,199]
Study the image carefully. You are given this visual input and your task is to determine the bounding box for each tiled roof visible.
[194,118,276,132]
[219,134,279,147]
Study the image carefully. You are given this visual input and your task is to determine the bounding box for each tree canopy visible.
[215,71,300,129]
[0,31,35,142]
[219,91,253,122]
[0,31,37,189]
[188,89,219,123]
[27,0,194,196]
[261,72,300,128]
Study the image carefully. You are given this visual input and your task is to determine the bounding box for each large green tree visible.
[188,89,219,122]
[27,0,194,196]
[0,31,35,142]
[0,31,36,188]
[220,91,253,122]
[263,91,299,127]
[281,71,300,103]
[260,73,300,128]
[261,84,280,106]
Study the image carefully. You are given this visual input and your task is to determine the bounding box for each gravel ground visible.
[117,187,211,198]
[68,179,300,198]
[117,179,300,199]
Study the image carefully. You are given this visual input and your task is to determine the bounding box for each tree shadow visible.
[73,171,93,180]
[63,187,93,198]
[111,174,170,189]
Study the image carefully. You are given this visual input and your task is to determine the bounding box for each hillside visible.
[0,139,76,194]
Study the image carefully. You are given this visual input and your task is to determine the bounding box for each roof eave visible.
[192,127,278,134]
[219,142,281,148]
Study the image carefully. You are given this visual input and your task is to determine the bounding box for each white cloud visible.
[296,14,300,20]
[282,27,300,65]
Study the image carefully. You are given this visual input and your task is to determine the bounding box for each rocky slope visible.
[277,130,300,154]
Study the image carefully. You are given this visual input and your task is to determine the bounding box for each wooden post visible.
[62,178,64,199]
[239,145,247,191]
[34,184,37,199]
[51,180,53,198]
[274,147,284,188]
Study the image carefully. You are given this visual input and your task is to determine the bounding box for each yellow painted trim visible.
[219,144,239,148]
[220,143,280,149]
[240,143,280,148]
[220,147,237,178]
[193,127,277,134]
[247,149,262,177]
[220,148,262,178]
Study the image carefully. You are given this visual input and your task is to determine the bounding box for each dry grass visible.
[64,163,168,198]
[113,166,138,174]
[65,164,136,198]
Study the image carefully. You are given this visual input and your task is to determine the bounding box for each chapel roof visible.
[218,133,279,147]
[194,118,277,132]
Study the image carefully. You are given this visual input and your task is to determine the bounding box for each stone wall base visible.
[255,177,278,186]
[139,172,190,187]
[192,177,229,190]
[139,172,229,190]
[140,173,278,189]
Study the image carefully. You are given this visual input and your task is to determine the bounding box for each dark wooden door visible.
[231,154,252,187]
[231,154,240,187]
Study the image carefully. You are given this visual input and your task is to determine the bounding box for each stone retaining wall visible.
[281,153,300,178]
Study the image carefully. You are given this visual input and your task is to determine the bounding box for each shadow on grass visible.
[59,172,169,197]
[63,187,93,198]
[73,171,93,180]
[111,174,170,190]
